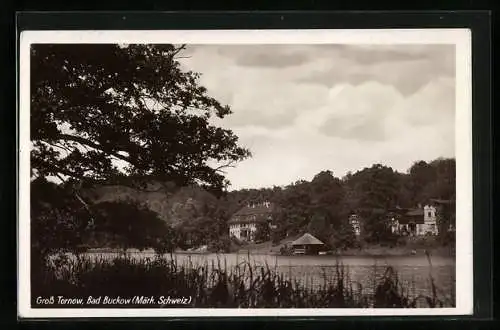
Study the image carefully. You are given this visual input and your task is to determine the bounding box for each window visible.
[427,212,432,217]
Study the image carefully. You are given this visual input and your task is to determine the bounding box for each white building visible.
[348,214,361,236]
[422,205,439,235]
[228,201,273,242]
[391,204,439,236]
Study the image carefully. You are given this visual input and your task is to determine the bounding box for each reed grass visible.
[31,253,455,308]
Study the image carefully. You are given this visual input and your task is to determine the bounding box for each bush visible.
[279,245,293,256]
[440,230,455,247]
[207,236,239,253]
[396,237,407,246]
[271,232,282,246]
[254,222,270,243]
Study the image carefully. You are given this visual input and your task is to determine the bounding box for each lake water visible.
[84,251,456,304]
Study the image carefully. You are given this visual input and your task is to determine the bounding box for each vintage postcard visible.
[18,29,472,318]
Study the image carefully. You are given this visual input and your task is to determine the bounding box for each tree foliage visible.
[254,222,271,243]
[30,44,253,258]
[90,200,173,251]
[31,44,250,192]
[224,158,455,248]
[31,178,89,263]
[306,212,331,245]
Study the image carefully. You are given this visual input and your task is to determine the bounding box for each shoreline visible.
[235,249,455,258]
[85,246,455,259]
[234,238,455,258]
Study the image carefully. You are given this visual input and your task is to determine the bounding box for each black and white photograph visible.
[18,29,472,317]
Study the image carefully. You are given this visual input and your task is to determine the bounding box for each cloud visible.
[177,44,456,189]
[314,82,403,141]
[313,77,455,142]
[322,44,454,65]
[299,44,455,95]
[236,52,309,68]
[216,44,313,68]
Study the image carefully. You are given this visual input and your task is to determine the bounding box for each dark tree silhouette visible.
[30,44,250,193]
[254,221,271,243]
[30,44,250,258]
[307,212,331,245]
[91,200,174,252]
[31,177,89,264]
[343,164,401,243]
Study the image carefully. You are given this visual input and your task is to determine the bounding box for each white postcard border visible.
[18,28,472,318]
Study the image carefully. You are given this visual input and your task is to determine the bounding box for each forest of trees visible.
[32,157,456,256]
[221,158,456,251]
[30,44,456,262]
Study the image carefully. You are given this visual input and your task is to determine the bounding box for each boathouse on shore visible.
[291,233,325,255]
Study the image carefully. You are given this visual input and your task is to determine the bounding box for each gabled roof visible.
[388,206,408,213]
[291,233,325,246]
[398,217,425,225]
[406,209,424,217]
[396,208,425,224]
[228,217,268,224]
[228,202,274,224]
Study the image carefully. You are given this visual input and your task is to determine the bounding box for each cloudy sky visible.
[178,44,455,190]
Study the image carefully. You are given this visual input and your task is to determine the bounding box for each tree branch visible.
[45,141,72,154]
[171,44,187,58]
[57,133,135,166]
[54,171,92,215]
[213,161,236,174]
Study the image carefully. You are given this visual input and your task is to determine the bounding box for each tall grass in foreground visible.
[32,253,455,308]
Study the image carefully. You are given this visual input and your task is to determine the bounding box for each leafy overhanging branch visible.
[31,44,251,193]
